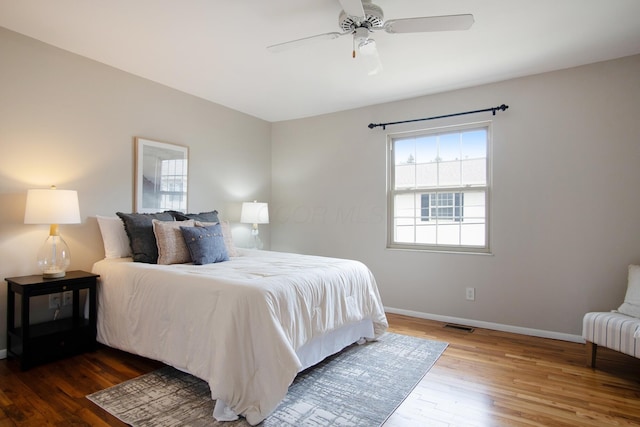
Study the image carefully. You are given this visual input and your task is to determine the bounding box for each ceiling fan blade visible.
[267,32,345,53]
[338,0,365,19]
[383,14,474,34]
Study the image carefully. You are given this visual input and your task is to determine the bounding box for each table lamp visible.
[240,200,269,249]
[24,185,81,278]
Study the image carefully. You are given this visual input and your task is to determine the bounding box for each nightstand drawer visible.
[8,318,96,368]
[30,328,93,364]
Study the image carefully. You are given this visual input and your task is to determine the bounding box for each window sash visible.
[392,188,487,250]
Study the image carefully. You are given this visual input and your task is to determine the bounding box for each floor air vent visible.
[444,323,475,333]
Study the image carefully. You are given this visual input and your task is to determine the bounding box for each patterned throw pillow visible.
[153,219,195,264]
[180,224,229,265]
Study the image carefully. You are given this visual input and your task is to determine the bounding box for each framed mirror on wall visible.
[134,137,189,213]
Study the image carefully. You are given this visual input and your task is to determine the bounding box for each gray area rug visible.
[87,332,448,426]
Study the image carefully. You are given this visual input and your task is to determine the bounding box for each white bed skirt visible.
[212,318,375,421]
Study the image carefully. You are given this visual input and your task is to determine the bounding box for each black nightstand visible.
[5,270,99,370]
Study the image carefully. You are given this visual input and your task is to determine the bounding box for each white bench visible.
[582,311,640,367]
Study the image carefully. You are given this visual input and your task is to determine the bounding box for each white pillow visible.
[617,264,640,318]
[96,215,132,259]
[220,221,239,257]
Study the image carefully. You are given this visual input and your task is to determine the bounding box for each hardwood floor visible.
[384,314,640,427]
[1,313,639,426]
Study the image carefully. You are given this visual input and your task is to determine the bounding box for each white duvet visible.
[92,249,388,425]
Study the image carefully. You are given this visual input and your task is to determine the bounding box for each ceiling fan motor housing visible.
[339,2,384,32]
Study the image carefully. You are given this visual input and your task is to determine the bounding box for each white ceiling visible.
[1,1,640,122]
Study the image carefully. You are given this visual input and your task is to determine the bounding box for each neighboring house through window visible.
[421,192,464,222]
[388,122,491,253]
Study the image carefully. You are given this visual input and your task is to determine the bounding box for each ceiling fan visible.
[267,0,474,75]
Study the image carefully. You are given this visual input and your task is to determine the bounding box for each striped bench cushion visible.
[582,312,640,359]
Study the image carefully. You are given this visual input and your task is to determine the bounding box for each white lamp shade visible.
[24,188,81,225]
[240,201,269,224]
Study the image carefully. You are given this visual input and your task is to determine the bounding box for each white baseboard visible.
[384,306,584,344]
[0,349,6,359]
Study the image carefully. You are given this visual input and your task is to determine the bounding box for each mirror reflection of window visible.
[136,138,189,213]
[159,158,188,211]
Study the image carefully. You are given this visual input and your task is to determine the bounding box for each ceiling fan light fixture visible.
[362,48,383,76]
[351,27,382,75]
[358,37,377,56]
[353,27,369,47]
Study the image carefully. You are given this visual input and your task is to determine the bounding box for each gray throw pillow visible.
[172,210,220,223]
[116,212,174,263]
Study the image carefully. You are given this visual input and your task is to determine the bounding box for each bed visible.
[91,243,388,425]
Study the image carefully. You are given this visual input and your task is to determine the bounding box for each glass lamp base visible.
[37,234,71,279]
[43,270,66,279]
[250,228,263,250]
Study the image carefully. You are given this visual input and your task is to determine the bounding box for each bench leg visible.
[586,341,597,368]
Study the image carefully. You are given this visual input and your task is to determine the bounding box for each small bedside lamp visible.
[240,200,269,249]
[24,186,81,278]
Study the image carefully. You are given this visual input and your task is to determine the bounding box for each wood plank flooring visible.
[1,313,639,426]
[384,314,640,426]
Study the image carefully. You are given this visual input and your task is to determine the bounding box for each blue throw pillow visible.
[180,224,229,265]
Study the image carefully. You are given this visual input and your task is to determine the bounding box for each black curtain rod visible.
[368,104,509,130]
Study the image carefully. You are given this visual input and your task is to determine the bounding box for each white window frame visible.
[387,121,492,253]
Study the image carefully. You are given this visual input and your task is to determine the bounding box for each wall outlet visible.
[48,293,62,309]
[63,291,73,306]
[465,287,476,301]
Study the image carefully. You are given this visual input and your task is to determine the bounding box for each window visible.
[388,122,490,252]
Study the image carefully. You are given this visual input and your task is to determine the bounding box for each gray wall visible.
[271,54,640,339]
[0,27,271,352]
